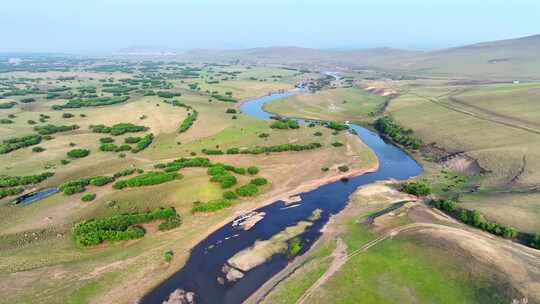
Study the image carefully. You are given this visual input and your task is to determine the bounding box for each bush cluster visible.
[460,209,517,238]
[0,102,16,109]
[52,96,129,110]
[124,136,141,144]
[374,116,422,149]
[247,166,259,175]
[192,199,232,213]
[208,165,238,189]
[0,135,42,154]
[34,124,79,135]
[400,181,431,196]
[428,199,457,212]
[179,110,198,133]
[270,118,300,130]
[67,148,90,158]
[324,121,349,131]
[100,137,115,143]
[236,183,258,197]
[81,193,96,202]
[100,143,132,152]
[0,171,54,188]
[112,171,181,189]
[132,133,154,152]
[202,143,322,155]
[72,207,181,246]
[157,91,181,98]
[0,187,24,199]
[155,157,211,172]
[90,123,147,136]
[211,94,237,103]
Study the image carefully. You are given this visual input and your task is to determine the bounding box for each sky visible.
[1,0,539,53]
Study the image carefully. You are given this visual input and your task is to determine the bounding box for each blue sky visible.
[1,0,539,53]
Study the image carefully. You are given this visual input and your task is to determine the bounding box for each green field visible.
[264,87,387,123]
[386,82,540,232]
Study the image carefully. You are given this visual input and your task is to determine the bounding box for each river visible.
[141,88,422,304]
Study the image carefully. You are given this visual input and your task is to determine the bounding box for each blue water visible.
[141,90,422,304]
[13,187,59,205]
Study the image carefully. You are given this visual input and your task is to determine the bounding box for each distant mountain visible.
[181,46,420,69]
[393,34,540,80]
[116,46,178,56]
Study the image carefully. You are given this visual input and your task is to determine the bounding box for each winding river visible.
[141,89,422,304]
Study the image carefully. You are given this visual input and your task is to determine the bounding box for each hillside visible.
[392,34,540,80]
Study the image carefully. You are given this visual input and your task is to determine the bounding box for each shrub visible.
[158,215,182,231]
[91,123,147,136]
[20,98,36,103]
[71,207,179,246]
[0,119,14,124]
[321,167,329,172]
[211,94,237,103]
[222,191,238,200]
[324,121,349,131]
[236,183,258,197]
[100,137,114,143]
[112,168,137,178]
[331,142,344,147]
[0,102,16,109]
[112,171,181,189]
[531,234,540,250]
[259,133,270,138]
[428,199,457,212]
[270,118,299,130]
[0,135,42,154]
[313,131,323,136]
[62,113,74,118]
[239,142,322,154]
[178,110,198,133]
[81,193,96,202]
[32,146,45,153]
[52,96,129,110]
[226,147,240,154]
[286,237,303,257]
[0,187,24,199]
[191,199,232,213]
[157,91,181,98]
[0,171,54,188]
[164,250,174,263]
[132,133,153,153]
[460,209,517,239]
[100,143,118,152]
[124,136,141,144]
[34,124,79,135]
[89,176,114,186]
[202,149,223,155]
[27,120,37,125]
[400,181,431,196]
[338,165,349,172]
[247,166,259,175]
[225,108,237,114]
[374,116,422,149]
[250,177,268,186]
[67,148,90,158]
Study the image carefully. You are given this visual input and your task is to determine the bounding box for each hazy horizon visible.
[1,0,539,54]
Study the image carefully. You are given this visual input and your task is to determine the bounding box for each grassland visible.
[262,182,537,304]
[264,87,387,123]
[385,81,540,232]
[0,62,378,304]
